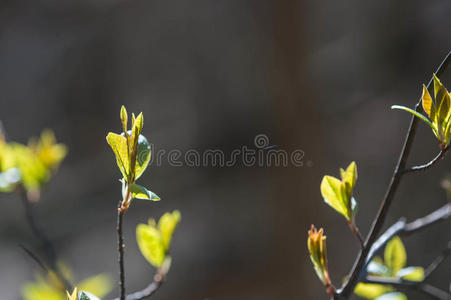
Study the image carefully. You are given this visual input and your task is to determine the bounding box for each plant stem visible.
[117,205,126,300]
[337,51,451,298]
[19,187,72,290]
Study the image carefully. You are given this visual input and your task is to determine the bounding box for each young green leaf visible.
[320,162,358,221]
[375,292,407,300]
[384,236,406,274]
[321,175,349,219]
[158,210,181,250]
[136,222,166,267]
[77,274,112,299]
[120,105,128,134]
[106,133,129,180]
[422,84,435,119]
[354,283,393,299]
[129,183,160,201]
[396,266,424,282]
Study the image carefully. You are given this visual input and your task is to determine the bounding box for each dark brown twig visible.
[337,51,451,298]
[117,204,126,300]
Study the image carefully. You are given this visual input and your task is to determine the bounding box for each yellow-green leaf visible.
[129,183,160,201]
[77,274,113,299]
[384,236,406,274]
[375,292,407,300]
[136,223,165,267]
[320,175,350,220]
[158,210,181,250]
[422,84,435,120]
[106,132,129,180]
[120,105,128,133]
[342,161,357,199]
[354,283,393,299]
[397,266,424,282]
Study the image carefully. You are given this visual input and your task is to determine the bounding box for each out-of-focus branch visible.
[18,187,72,290]
[363,203,451,270]
[111,273,164,300]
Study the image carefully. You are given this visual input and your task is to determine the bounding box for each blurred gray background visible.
[0,0,450,299]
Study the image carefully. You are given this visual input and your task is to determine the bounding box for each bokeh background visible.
[1,0,450,299]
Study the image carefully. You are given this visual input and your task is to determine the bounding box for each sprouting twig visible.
[336,51,451,298]
[402,145,450,174]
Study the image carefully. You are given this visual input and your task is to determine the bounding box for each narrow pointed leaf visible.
[391,105,435,129]
[421,84,435,119]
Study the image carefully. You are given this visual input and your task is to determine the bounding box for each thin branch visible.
[111,274,164,300]
[363,203,450,273]
[117,206,126,300]
[402,145,450,174]
[19,244,50,273]
[19,187,72,290]
[424,241,451,279]
[362,277,451,300]
[337,50,451,298]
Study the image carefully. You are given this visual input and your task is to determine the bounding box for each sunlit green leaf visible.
[384,236,406,274]
[422,84,435,119]
[106,132,129,180]
[136,222,166,267]
[375,292,407,300]
[120,105,128,133]
[129,183,160,201]
[354,283,393,299]
[77,273,112,299]
[397,266,424,282]
[321,175,350,220]
[158,210,181,250]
